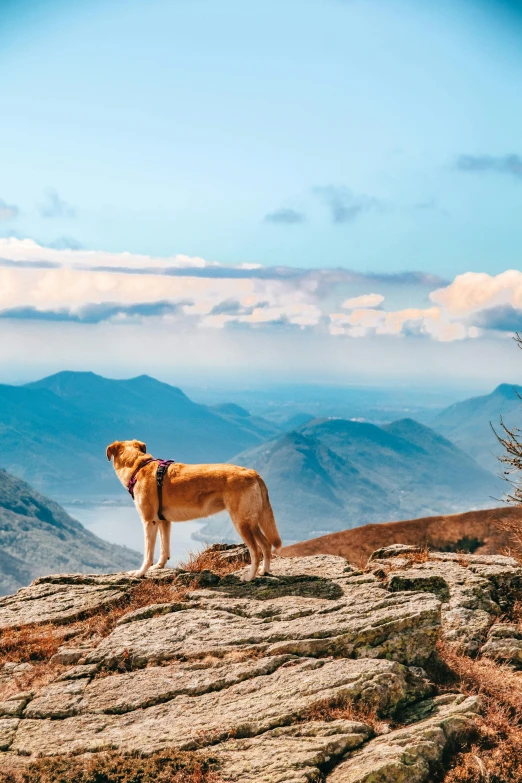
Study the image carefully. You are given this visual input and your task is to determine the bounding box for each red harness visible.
[127,458,175,521]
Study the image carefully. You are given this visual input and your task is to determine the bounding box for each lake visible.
[62,502,210,566]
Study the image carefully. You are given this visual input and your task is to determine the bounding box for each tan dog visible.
[106,439,282,581]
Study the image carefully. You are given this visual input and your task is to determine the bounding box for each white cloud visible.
[329,306,475,341]
[201,303,322,329]
[342,293,384,309]
[430,270,522,316]
[0,239,323,329]
[0,237,215,270]
[0,236,515,344]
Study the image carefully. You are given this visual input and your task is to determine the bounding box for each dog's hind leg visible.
[226,482,263,581]
[229,510,261,581]
[254,526,272,576]
[149,520,170,570]
[238,522,261,582]
[130,520,158,578]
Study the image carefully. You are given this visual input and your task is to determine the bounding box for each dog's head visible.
[106,439,147,465]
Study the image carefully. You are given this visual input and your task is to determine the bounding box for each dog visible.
[106,439,282,581]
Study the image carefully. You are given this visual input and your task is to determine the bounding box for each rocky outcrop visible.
[369,548,522,655]
[1,549,522,781]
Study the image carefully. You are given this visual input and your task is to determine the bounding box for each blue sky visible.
[2,0,522,273]
[1,0,522,386]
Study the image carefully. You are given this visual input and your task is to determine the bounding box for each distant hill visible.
[197,417,502,542]
[431,383,522,472]
[280,505,519,566]
[0,468,140,595]
[0,371,278,496]
[208,402,280,441]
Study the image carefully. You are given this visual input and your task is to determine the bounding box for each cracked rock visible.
[327,694,480,783]
[373,550,522,654]
[208,720,372,783]
[9,658,429,757]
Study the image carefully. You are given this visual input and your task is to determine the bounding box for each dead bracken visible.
[0,749,222,783]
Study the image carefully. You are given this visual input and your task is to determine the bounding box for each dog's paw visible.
[240,571,255,582]
[149,563,166,572]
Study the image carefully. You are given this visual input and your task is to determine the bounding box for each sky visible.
[1,0,522,388]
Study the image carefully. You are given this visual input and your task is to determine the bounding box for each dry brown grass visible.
[0,660,66,702]
[505,599,522,626]
[437,642,522,782]
[296,693,380,733]
[444,705,522,782]
[404,546,431,565]
[455,553,470,568]
[0,576,192,699]
[0,749,223,783]
[439,641,522,711]
[0,623,63,666]
[178,546,246,578]
[0,547,240,701]
[0,578,189,663]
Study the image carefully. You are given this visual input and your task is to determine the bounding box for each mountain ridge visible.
[198,415,501,542]
[0,371,279,496]
[0,468,141,595]
[280,505,520,565]
[431,382,522,471]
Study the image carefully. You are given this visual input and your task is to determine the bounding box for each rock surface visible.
[1,550,521,781]
[328,694,480,783]
[370,548,522,655]
[0,574,138,630]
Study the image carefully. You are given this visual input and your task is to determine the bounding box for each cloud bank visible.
[0,238,519,345]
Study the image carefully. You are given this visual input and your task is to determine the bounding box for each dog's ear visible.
[133,440,147,454]
[106,441,120,462]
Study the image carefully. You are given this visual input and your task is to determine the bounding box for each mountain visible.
[431,383,522,472]
[208,402,280,441]
[0,468,141,595]
[0,371,277,496]
[280,505,519,566]
[197,417,501,542]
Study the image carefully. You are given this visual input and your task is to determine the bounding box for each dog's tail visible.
[257,476,282,552]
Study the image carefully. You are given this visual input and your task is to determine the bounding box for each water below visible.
[62,502,209,567]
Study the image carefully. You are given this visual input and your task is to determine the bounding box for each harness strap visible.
[127,458,155,499]
[156,460,175,521]
[126,457,175,522]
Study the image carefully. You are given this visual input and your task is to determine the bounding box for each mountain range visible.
[0,371,280,496]
[430,383,522,472]
[0,468,140,596]
[1,371,520,546]
[198,417,501,542]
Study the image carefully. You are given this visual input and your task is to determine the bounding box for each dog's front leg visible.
[149,520,170,570]
[129,520,158,578]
